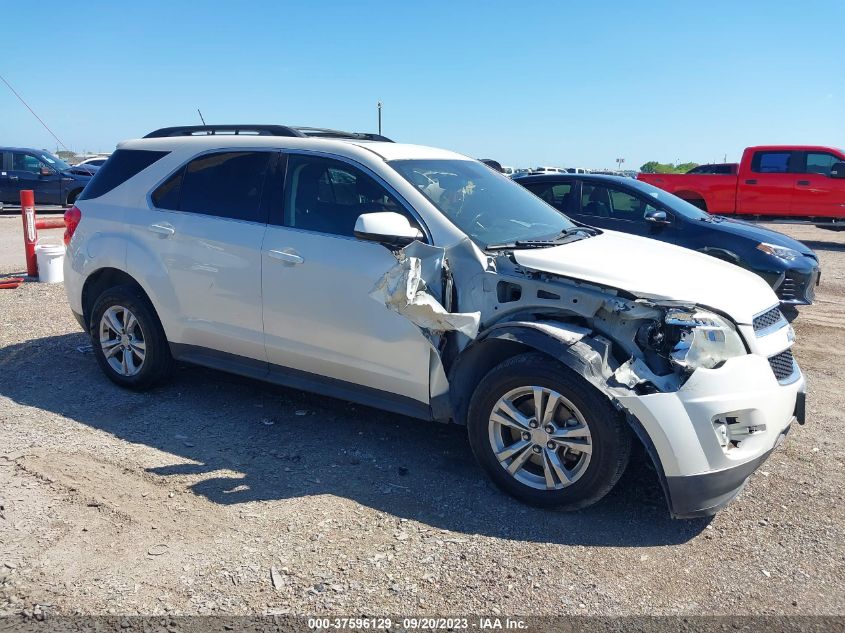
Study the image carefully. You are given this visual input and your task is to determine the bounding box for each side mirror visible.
[39,166,53,177]
[644,209,670,224]
[831,162,845,179]
[354,212,424,247]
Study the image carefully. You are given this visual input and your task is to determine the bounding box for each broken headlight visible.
[637,308,746,373]
[662,309,746,370]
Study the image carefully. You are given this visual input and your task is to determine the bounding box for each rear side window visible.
[155,151,271,222]
[524,182,573,212]
[78,149,169,200]
[751,152,793,174]
[151,168,184,210]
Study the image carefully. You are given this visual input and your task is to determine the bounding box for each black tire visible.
[467,352,631,510]
[65,189,82,207]
[90,284,173,391]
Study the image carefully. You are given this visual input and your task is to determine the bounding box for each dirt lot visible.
[1,214,844,618]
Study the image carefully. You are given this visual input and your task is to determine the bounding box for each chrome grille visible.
[753,306,784,333]
[768,349,795,382]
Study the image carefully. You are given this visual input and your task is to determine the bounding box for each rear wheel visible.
[90,285,173,390]
[467,353,631,510]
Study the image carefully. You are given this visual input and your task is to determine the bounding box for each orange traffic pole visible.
[20,190,37,277]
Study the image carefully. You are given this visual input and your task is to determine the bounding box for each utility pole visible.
[377,101,382,135]
[616,157,625,171]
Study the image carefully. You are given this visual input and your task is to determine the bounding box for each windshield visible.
[625,178,713,221]
[389,159,576,248]
[38,152,71,172]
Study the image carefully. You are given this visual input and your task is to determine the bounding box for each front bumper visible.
[665,425,791,518]
[617,354,804,518]
[773,264,820,306]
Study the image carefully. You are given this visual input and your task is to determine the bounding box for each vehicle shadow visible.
[801,239,845,253]
[0,333,710,547]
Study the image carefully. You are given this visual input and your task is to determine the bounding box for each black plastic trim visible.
[144,125,305,138]
[169,343,432,421]
[665,427,790,519]
[71,309,87,333]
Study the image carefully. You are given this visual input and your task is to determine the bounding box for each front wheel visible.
[467,352,631,510]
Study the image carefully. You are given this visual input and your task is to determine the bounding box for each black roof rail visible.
[143,124,306,138]
[292,127,394,142]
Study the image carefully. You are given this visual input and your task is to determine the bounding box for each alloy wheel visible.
[488,386,593,490]
[99,305,146,377]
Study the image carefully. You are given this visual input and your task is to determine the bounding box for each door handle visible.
[268,249,304,265]
[9,176,19,181]
[797,180,811,186]
[745,179,757,184]
[148,223,175,237]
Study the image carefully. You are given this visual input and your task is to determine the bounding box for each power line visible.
[0,73,69,151]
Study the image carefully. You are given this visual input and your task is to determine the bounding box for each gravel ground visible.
[0,220,843,618]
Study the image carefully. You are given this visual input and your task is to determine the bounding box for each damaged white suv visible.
[64,124,806,518]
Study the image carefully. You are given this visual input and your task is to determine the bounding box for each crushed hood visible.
[512,230,779,325]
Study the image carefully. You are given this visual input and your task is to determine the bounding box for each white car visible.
[63,124,805,518]
[75,156,110,168]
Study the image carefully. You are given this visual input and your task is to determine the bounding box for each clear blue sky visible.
[2,1,842,169]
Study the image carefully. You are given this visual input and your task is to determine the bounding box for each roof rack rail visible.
[143,125,306,138]
[293,127,394,143]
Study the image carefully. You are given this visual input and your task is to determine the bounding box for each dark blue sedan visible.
[0,147,93,207]
[514,173,820,308]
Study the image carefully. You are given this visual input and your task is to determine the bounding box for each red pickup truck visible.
[638,146,845,228]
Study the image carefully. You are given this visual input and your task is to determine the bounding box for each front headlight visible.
[756,242,800,261]
[663,309,746,370]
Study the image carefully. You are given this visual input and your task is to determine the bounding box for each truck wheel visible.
[467,352,631,510]
[90,285,173,391]
[64,189,82,207]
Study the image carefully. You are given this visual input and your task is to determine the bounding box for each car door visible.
[9,151,62,205]
[133,150,273,362]
[521,180,578,219]
[573,181,676,240]
[0,152,12,203]
[792,151,845,218]
[737,150,797,216]
[261,152,432,405]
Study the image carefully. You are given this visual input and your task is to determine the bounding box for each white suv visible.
[64,124,806,518]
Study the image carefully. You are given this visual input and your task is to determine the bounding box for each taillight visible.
[64,206,81,246]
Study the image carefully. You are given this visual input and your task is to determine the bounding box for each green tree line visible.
[639,161,700,174]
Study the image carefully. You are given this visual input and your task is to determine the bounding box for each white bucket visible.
[36,242,65,283]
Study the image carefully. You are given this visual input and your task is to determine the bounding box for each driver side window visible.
[12,153,43,174]
[283,156,413,238]
[580,184,658,221]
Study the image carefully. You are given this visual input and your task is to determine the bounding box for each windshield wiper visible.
[486,226,597,251]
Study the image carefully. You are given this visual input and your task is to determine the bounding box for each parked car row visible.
[513,172,821,309]
[638,145,845,229]
[0,147,95,206]
[63,124,805,520]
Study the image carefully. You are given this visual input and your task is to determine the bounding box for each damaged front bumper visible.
[616,354,804,518]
